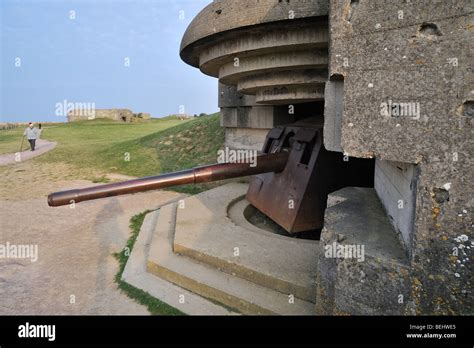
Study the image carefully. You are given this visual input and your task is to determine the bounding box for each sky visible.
[0,0,217,122]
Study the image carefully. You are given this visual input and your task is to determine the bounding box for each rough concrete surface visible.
[180,0,329,66]
[174,183,320,302]
[316,187,410,315]
[328,0,473,314]
[147,200,316,315]
[122,210,234,315]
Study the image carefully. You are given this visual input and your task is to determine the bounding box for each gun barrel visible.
[47,152,288,207]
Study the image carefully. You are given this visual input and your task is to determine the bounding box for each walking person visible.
[23,122,38,151]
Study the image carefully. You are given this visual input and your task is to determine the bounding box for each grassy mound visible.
[97,113,225,194]
[100,113,224,174]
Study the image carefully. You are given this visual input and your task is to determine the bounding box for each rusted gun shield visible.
[247,120,374,234]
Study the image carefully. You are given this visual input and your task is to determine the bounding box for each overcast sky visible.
[0,0,217,122]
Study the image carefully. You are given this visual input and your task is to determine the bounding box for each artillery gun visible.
[48,118,374,234]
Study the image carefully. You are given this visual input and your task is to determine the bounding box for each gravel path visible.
[0,166,185,314]
[0,139,57,166]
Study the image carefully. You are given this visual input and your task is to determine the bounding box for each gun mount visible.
[48,118,374,234]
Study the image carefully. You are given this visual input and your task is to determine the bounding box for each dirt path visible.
[0,139,57,166]
[0,161,184,315]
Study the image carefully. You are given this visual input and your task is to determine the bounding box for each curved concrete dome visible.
[181,0,328,66]
[180,0,329,105]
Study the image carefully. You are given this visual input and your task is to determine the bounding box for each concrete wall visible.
[374,159,418,256]
[68,109,151,123]
[219,83,292,151]
[319,0,473,315]
[225,128,269,151]
[324,79,343,152]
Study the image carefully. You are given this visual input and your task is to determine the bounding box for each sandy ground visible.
[0,157,184,315]
[0,139,57,166]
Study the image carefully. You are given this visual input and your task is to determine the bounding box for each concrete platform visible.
[316,187,410,315]
[173,183,319,302]
[124,183,318,315]
[147,202,315,315]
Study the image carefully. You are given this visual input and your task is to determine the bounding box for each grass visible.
[100,113,225,194]
[98,113,224,175]
[113,210,184,315]
[0,127,28,154]
[91,175,111,183]
[0,117,185,168]
[0,114,225,193]
[36,117,188,176]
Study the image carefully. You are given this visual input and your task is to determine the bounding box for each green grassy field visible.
[0,127,29,154]
[0,117,184,156]
[0,114,225,192]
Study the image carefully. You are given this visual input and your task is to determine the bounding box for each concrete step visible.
[122,209,236,315]
[172,183,319,303]
[147,202,316,315]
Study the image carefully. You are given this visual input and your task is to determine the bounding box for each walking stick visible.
[19,135,25,152]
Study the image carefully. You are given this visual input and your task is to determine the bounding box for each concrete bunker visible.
[48,0,471,315]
